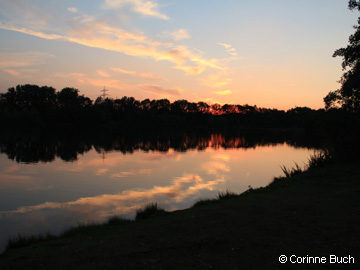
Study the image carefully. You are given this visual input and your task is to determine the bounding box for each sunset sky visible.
[0,0,358,109]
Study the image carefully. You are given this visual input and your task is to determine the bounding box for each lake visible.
[0,130,319,252]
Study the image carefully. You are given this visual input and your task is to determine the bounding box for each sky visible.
[0,0,358,110]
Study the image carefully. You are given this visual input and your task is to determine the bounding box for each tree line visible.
[0,84,328,132]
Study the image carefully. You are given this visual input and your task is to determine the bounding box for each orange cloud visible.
[138,84,182,97]
[96,168,109,176]
[212,154,230,161]
[0,51,55,69]
[214,90,232,96]
[218,42,238,56]
[201,161,231,175]
[0,23,63,40]
[3,69,21,76]
[111,171,135,178]
[97,70,111,77]
[4,165,21,173]
[111,67,166,81]
[0,14,225,75]
[200,72,232,88]
[168,29,190,41]
[53,72,133,91]
[175,65,205,75]
[3,173,224,216]
[203,97,224,106]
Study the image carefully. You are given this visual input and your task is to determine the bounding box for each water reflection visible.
[0,129,319,163]
[0,130,319,253]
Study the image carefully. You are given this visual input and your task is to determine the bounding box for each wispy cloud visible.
[53,72,86,79]
[103,0,169,20]
[0,1,227,80]
[0,51,55,69]
[200,72,232,88]
[218,43,237,56]
[202,161,230,175]
[0,1,53,30]
[0,23,63,40]
[138,84,182,97]
[164,29,190,41]
[175,65,205,75]
[111,67,166,80]
[96,168,109,176]
[212,154,230,161]
[214,90,232,96]
[97,70,111,77]
[0,51,54,78]
[3,69,21,76]
[0,22,223,75]
[67,7,78,13]
[4,165,21,173]
[111,171,135,178]
[2,174,224,216]
[53,72,133,91]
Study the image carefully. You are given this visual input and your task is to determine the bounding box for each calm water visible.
[0,131,318,252]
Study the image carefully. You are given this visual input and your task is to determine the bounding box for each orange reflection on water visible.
[209,134,247,149]
[2,173,224,218]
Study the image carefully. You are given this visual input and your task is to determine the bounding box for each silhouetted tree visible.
[140,99,151,111]
[222,104,238,114]
[171,99,189,114]
[57,87,80,108]
[0,84,56,111]
[196,102,210,114]
[324,0,360,112]
[210,103,222,115]
[153,99,171,113]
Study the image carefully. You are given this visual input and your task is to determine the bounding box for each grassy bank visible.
[1,158,360,269]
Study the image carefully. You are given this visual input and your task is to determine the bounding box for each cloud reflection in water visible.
[0,171,224,252]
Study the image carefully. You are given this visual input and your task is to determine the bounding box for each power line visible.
[100,86,109,99]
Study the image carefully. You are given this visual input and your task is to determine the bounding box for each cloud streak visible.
[111,67,166,81]
[200,72,232,88]
[214,90,232,96]
[3,69,21,76]
[0,12,224,75]
[218,43,237,56]
[138,84,182,97]
[0,51,55,69]
[2,173,224,216]
[53,72,133,91]
[103,0,169,20]
[164,29,190,41]
[67,7,78,13]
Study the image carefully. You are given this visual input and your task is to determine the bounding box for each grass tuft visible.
[107,216,132,225]
[280,162,304,178]
[307,151,332,169]
[193,190,239,208]
[216,190,238,200]
[135,202,167,221]
[279,151,333,179]
[61,223,98,238]
[6,233,56,249]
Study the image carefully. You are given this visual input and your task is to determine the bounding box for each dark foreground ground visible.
[0,160,359,270]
